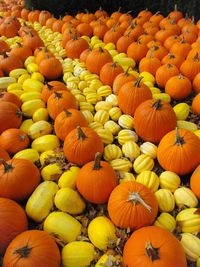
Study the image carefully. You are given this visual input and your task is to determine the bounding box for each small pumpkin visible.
[99,62,123,86]
[0,197,28,255]
[0,91,22,107]
[3,230,61,267]
[123,226,187,267]
[76,152,117,204]
[108,181,158,229]
[64,126,104,165]
[39,57,63,80]
[157,128,200,175]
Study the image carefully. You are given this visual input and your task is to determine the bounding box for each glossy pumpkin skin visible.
[54,109,88,141]
[134,99,177,143]
[39,57,63,80]
[190,164,200,198]
[76,153,117,204]
[0,91,22,107]
[0,197,28,255]
[47,91,77,120]
[107,181,158,230]
[0,101,22,134]
[123,226,187,267]
[0,128,30,154]
[118,78,152,116]
[0,158,40,201]
[3,230,61,267]
[64,126,104,165]
[157,129,200,175]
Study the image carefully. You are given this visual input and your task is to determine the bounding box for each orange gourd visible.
[0,91,22,107]
[41,81,67,103]
[99,62,123,86]
[155,63,179,88]
[192,93,200,115]
[190,164,200,198]
[39,57,63,80]
[113,68,136,95]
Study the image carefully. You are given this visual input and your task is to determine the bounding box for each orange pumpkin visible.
[10,43,33,62]
[139,50,161,75]
[0,146,10,162]
[76,22,93,37]
[76,152,117,204]
[0,158,40,201]
[0,128,29,154]
[99,62,123,86]
[65,35,89,59]
[123,226,187,267]
[64,126,104,165]
[118,77,152,116]
[39,57,63,80]
[127,40,148,63]
[0,39,10,53]
[155,63,179,88]
[157,128,200,175]
[190,164,200,198]
[108,181,158,229]
[86,47,113,75]
[0,21,18,38]
[0,91,22,107]
[47,91,77,120]
[3,230,61,267]
[192,93,200,115]
[41,81,67,103]
[161,52,185,68]
[0,197,28,255]
[193,72,200,93]
[180,53,200,81]
[38,10,52,26]
[0,52,23,75]
[0,102,22,134]
[113,68,136,95]
[134,99,177,143]
[54,109,88,141]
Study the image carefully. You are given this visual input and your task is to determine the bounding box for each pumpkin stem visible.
[16,110,22,117]
[168,53,175,59]
[193,52,199,62]
[1,50,8,58]
[124,66,131,76]
[146,242,160,261]
[111,62,118,68]
[134,76,143,87]
[54,91,62,99]
[98,46,104,53]
[64,109,72,117]
[174,3,178,11]
[0,159,13,173]
[14,245,32,258]
[19,134,26,141]
[77,126,87,141]
[128,192,152,212]
[152,99,162,109]
[92,152,102,170]
[175,128,185,145]
[46,83,54,90]
[178,73,184,79]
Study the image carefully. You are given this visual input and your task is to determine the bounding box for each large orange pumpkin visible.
[0,197,28,255]
[123,226,187,267]
[108,181,158,229]
[0,102,22,134]
[134,99,177,143]
[190,164,200,198]
[76,152,117,204]
[0,158,40,201]
[157,128,200,175]
[3,230,60,267]
[118,77,152,116]
[64,126,104,165]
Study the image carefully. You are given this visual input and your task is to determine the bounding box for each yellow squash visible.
[13,148,39,163]
[104,120,120,135]
[41,163,63,181]
[94,110,109,124]
[140,142,158,159]
[43,211,81,244]
[176,208,200,233]
[58,166,80,189]
[88,216,118,250]
[22,78,44,92]
[173,103,190,120]
[174,187,198,208]
[28,120,52,139]
[95,101,112,112]
[20,91,42,103]
[96,128,113,144]
[7,82,22,92]
[118,114,134,130]
[177,120,198,131]
[155,189,175,212]
[110,158,132,172]
[9,68,28,79]
[19,119,34,133]
[122,141,140,161]
[54,188,85,214]
[136,170,159,192]
[25,181,58,222]
[154,212,176,232]
[153,93,171,103]
[62,241,95,267]
[103,144,122,161]
[118,171,135,183]
[180,233,200,261]
[32,135,60,153]
[39,149,64,167]
[32,107,49,122]
[109,107,122,121]
[159,171,181,192]
[117,129,138,145]
[95,253,123,267]
[133,154,154,174]
[21,99,45,117]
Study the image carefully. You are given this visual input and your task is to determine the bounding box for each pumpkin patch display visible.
[0,3,200,266]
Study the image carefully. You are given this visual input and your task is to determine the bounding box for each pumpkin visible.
[118,77,152,116]
[116,33,134,53]
[107,181,158,229]
[35,48,54,65]
[0,158,40,201]
[76,152,117,204]
[0,197,28,255]
[39,57,63,80]
[99,62,123,86]
[62,241,95,267]
[10,43,33,62]
[112,68,136,95]
[193,72,200,93]
[54,109,88,141]
[38,10,52,26]
[192,93,200,115]
[123,225,187,267]
[155,63,179,88]
[0,101,22,133]
[127,40,148,63]
[157,128,200,175]
[180,53,200,81]
[0,21,18,38]
[65,35,89,59]
[161,52,185,68]
[134,99,177,143]
[47,91,77,120]
[0,39,10,53]
[170,38,191,58]
[0,128,29,154]
[0,52,23,75]
[0,91,22,107]
[139,50,161,76]
[190,164,200,198]
[28,10,40,22]
[41,81,67,103]
[103,27,122,45]
[86,47,113,75]
[3,230,60,267]
[22,32,44,52]
[64,126,104,165]
[0,146,10,162]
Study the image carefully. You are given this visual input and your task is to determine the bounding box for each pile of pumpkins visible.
[0,1,200,267]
